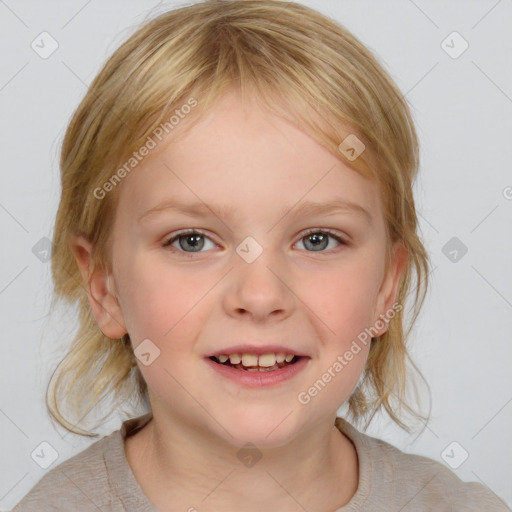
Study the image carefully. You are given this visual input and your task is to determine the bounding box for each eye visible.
[162,229,217,256]
[295,229,347,252]
[162,228,347,257]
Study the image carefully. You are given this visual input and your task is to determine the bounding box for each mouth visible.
[208,352,304,372]
[205,352,310,388]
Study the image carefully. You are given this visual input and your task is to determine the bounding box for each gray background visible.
[1,0,511,509]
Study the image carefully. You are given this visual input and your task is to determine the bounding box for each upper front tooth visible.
[224,352,296,366]
[258,353,277,367]
[242,353,258,366]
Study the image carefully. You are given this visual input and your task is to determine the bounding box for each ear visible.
[372,241,408,336]
[70,235,128,339]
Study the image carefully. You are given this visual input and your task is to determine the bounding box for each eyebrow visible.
[138,197,373,225]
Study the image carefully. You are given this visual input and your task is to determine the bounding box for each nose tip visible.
[225,258,293,323]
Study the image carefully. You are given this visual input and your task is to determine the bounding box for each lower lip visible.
[204,357,310,388]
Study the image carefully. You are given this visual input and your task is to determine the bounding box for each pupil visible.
[180,233,204,251]
[305,233,327,251]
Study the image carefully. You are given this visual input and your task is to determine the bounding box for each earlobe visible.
[373,241,408,336]
[70,235,128,339]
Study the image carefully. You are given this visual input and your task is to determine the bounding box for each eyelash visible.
[161,228,347,257]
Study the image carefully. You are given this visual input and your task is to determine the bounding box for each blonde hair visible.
[48,0,431,437]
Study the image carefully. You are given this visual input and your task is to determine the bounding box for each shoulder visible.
[373,436,509,510]
[335,417,511,511]
[11,430,122,512]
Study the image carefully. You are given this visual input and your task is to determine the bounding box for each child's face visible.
[90,90,406,446]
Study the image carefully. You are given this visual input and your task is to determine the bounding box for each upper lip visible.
[206,344,310,358]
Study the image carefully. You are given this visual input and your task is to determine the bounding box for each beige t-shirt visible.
[12,413,510,511]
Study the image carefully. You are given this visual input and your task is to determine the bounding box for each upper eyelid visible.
[162,228,213,244]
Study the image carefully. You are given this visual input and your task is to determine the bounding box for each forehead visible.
[116,91,383,225]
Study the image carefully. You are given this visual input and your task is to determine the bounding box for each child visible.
[12,0,510,510]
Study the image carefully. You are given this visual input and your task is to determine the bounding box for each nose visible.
[223,248,294,323]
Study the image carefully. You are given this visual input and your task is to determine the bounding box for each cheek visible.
[301,260,382,339]
[115,255,205,343]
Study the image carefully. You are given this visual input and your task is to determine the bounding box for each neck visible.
[125,412,359,512]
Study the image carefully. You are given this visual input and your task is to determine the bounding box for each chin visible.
[213,409,304,449]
